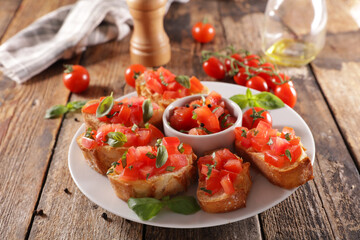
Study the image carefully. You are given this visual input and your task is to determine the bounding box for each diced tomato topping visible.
[205,91,222,106]
[281,127,295,139]
[289,137,301,145]
[194,106,221,133]
[169,107,197,131]
[169,154,188,170]
[220,174,235,195]
[264,151,285,168]
[182,144,193,155]
[145,71,165,94]
[138,165,154,179]
[270,137,291,155]
[134,129,152,146]
[189,76,204,93]
[81,137,97,149]
[109,104,131,124]
[162,137,181,155]
[205,168,221,194]
[201,164,209,176]
[157,67,176,83]
[163,91,181,100]
[148,124,164,141]
[235,127,249,140]
[188,128,207,135]
[120,167,140,181]
[288,144,302,162]
[82,101,99,114]
[220,169,238,182]
[255,121,272,138]
[212,106,225,118]
[251,136,270,152]
[223,159,242,173]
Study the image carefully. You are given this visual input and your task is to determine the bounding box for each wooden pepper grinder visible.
[126,0,171,67]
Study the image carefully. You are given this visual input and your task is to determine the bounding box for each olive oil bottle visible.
[262,0,327,67]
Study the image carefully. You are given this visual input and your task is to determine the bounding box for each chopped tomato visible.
[109,104,131,124]
[194,106,221,133]
[134,129,152,146]
[288,144,302,162]
[120,167,140,181]
[289,137,301,145]
[163,90,182,100]
[129,105,143,126]
[281,127,296,140]
[270,136,291,155]
[188,128,207,135]
[139,165,154,179]
[82,101,99,114]
[169,154,188,170]
[264,151,285,168]
[223,159,242,173]
[206,168,222,194]
[205,91,222,106]
[182,144,193,155]
[157,67,176,83]
[162,137,181,155]
[145,71,165,94]
[189,76,204,93]
[148,124,164,141]
[81,137,97,149]
[169,107,197,131]
[220,174,235,195]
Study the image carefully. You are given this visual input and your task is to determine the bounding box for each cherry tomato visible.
[202,57,225,80]
[233,68,252,86]
[192,21,215,43]
[242,107,272,129]
[224,54,244,73]
[245,76,269,92]
[124,64,146,88]
[265,73,294,91]
[274,83,297,108]
[243,54,260,68]
[63,65,90,93]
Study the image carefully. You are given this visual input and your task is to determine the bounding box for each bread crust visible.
[135,74,209,109]
[235,141,314,189]
[196,153,252,213]
[107,153,197,201]
[76,133,129,175]
[81,99,164,130]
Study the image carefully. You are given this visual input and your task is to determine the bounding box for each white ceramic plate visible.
[68,82,315,228]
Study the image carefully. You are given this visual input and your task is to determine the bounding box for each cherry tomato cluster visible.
[201,48,297,108]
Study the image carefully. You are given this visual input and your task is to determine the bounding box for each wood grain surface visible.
[0,0,359,239]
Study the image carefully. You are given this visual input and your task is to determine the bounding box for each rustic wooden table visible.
[1,0,359,239]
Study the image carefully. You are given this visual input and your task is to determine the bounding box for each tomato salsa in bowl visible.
[163,91,242,156]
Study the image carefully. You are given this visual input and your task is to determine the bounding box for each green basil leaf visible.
[253,92,284,110]
[175,75,190,89]
[166,196,201,215]
[121,151,128,168]
[177,142,184,153]
[45,105,68,119]
[156,145,168,168]
[229,94,248,109]
[285,149,292,161]
[67,100,87,111]
[142,99,153,123]
[106,132,127,147]
[200,187,212,195]
[146,152,156,159]
[131,123,138,132]
[246,88,253,99]
[166,166,175,172]
[128,198,164,221]
[96,93,114,118]
[84,128,94,139]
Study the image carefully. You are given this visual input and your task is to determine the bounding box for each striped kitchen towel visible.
[0,0,188,84]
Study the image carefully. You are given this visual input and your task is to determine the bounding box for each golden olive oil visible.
[264,39,319,67]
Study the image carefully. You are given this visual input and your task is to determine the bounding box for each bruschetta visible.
[77,123,164,175]
[234,121,314,189]
[135,67,208,109]
[81,96,163,130]
[196,148,252,213]
[107,137,197,201]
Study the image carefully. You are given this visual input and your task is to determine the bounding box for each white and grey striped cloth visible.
[0,0,188,84]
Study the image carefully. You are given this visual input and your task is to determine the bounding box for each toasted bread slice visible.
[107,147,197,201]
[135,74,209,109]
[235,141,313,189]
[81,99,164,130]
[196,149,252,213]
[76,124,164,175]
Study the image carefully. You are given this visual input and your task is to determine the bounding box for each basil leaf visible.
[66,100,87,111]
[106,132,127,147]
[246,88,253,99]
[166,166,175,172]
[84,128,94,139]
[159,72,168,86]
[146,152,156,159]
[131,124,138,132]
[128,198,164,221]
[156,145,168,168]
[96,93,114,118]
[177,143,184,153]
[253,92,284,110]
[200,187,212,195]
[121,151,128,168]
[201,95,206,106]
[142,99,153,123]
[45,105,68,119]
[175,75,190,89]
[284,133,291,141]
[285,149,292,161]
[229,94,248,109]
[166,196,200,215]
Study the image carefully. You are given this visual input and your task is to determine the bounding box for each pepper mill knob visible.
[126,0,171,67]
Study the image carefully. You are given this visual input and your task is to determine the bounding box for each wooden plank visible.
[0,0,76,238]
[0,0,22,39]
[27,34,144,239]
[311,0,360,168]
[219,0,360,239]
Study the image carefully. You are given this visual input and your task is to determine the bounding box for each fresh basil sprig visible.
[156,145,168,168]
[45,100,87,119]
[230,88,284,110]
[175,75,190,89]
[96,92,114,118]
[106,132,127,147]
[142,99,153,123]
[128,195,200,220]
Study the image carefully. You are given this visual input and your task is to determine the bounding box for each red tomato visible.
[63,65,90,93]
[194,106,221,133]
[264,151,285,168]
[192,21,215,43]
[203,57,225,80]
[205,91,222,106]
[109,104,131,124]
[242,107,272,129]
[246,76,269,92]
[220,174,235,195]
[81,137,96,149]
[124,64,146,88]
[265,73,294,91]
[270,137,291,155]
[233,68,252,86]
[223,159,242,173]
[288,144,302,162]
[82,101,99,114]
[189,76,204,93]
[148,124,164,141]
[243,54,260,68]
[169,107,197,131]
[188,128,207,135]
[274,83,297,108]
[144,70,165,94]
[224,54,244,73]
[162,137,181,155]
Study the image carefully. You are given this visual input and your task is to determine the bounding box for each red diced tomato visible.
[206,168,221,194]
[281,127,295,139]
[220,169,237,182]
[264,151,285,168]
[288,144,302,162]
[212,106,225,118]
[234,127,249,140]
[82,101,99,114]
[194,106,221,133]
[81,137,97,149]
[270,137,291,155]
[197,155,213,167]
[148,124,164,141]
[251,136,270,152]
[135,129,152,146]
[145,71,165,94]
[205,91,222,106]
[162,137,180,155]
[139,165,154,180]
[223,159,242,173]
[188,128,207,135]
[120,167,140,181]
[220,174,235,195]
[289,137,301,145]
[182,144,193,155]
[129,105,143,126]
[169,154,188,170]
[189,76,204,93]
[169,106,197,131]
[110,104,131,124]
[157,67,176,83]
[163,91,181,100]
